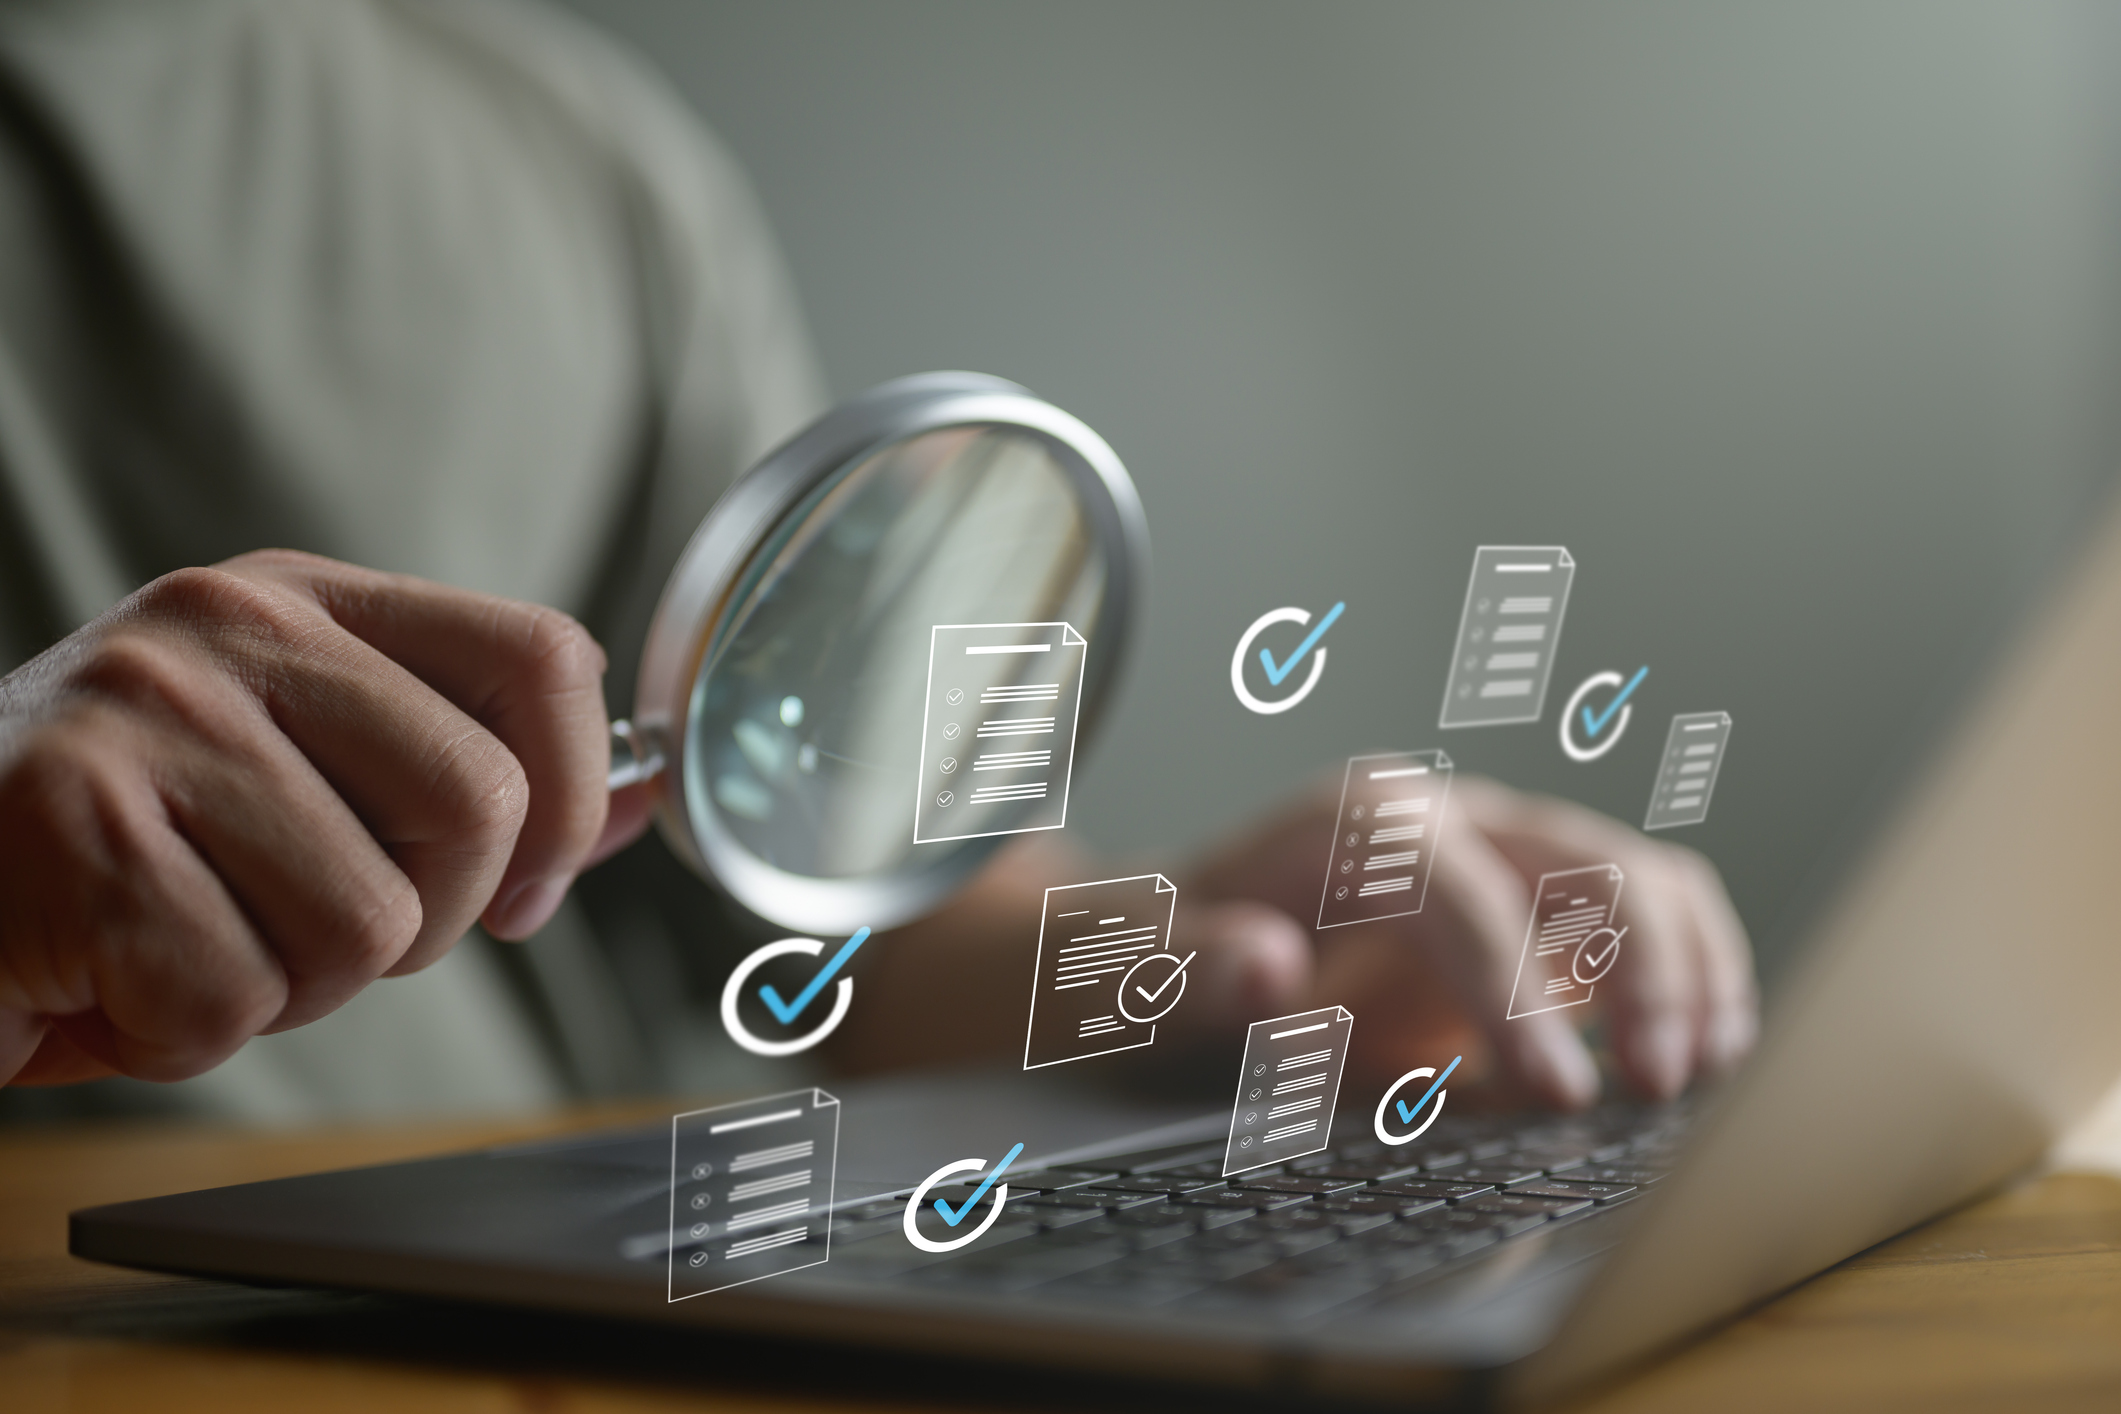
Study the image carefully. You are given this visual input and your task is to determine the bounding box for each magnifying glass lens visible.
[689,426,1103,875]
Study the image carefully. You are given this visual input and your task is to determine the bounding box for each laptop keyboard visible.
[802,1101,1688,1317]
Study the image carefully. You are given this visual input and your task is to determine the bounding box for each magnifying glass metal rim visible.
[607,371,1149,934]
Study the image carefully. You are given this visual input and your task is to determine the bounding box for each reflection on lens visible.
[685,427,1107,882]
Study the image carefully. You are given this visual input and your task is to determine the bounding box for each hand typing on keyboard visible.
[830,774,1754,1110]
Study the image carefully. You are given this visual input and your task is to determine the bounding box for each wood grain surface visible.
[3,1111,2118,1412]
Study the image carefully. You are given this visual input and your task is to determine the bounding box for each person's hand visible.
[1177,774,1757,1106]
[835,775,1755,1109]
[0,551,656,1087]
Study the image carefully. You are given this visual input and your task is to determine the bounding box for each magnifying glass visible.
[604,372,1147,936]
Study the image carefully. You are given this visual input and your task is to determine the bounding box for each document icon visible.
[1318,750,1453,930]
[669,1088,839,1301]
[1505,866,1626,1019]
[914,622,1088,844]
[1023,874,1184,1069]
[1643,712,1732,831]
[1223,1005,1355,1176]
[1439,546,1576,729]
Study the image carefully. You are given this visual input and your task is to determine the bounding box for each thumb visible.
[1163,899,1312,1040]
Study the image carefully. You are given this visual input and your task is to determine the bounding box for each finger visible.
[2,716,285,1080]
[1418,817,1601,1109]
[64,628,424,1029]
[228,552,611,940]
[1458,780,1708,1099]
[1161,900,1311,1041]
[584,780,657,869]
[3,1021,115,1086]
[122,565,527,971]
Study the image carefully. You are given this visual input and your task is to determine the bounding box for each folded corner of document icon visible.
[1318,749,1454,930]
[1223,1004,1355,1176]
[914,622,1088,845]
[1024,873,1181,1070]
[668,1087,839,1301]
[1439,546,1575,730]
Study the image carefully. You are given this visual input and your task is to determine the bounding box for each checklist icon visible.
[1317,750,1453,930]
[1644,712,1733,830]
[668,1089,839,1301]
[1440,547,1576,729]
[914,623,1088,844]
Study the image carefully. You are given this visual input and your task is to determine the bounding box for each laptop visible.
[69,490,2121,1407]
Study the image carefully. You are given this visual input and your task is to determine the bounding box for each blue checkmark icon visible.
[757,927,870,1025]
[1580,667,1649,738]
[1258,601,1345,686]
[1395,1055,1463,1127]
[932,1142,1024,1226]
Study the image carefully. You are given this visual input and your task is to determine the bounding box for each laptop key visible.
[1317,1191,1444,1219]
[1494,1150,1587,1173]
[1071,1188,1169,1210]
[1253,1207,1339,1232]
[1461,1192,1587,1219]
[1448,1163,1545,1186]
[1176,1188,1299,1211]
[1231,1174,1370,1197]
[1008,1168,1121,1191]
[1567,1165,1667,1186]
[1018,1191,1113,1210]
[1286,1157,1425,1182]
[1033,1205,1110,1230]
[1368,1180,1496,1202]
[1509,1179,1638,1204]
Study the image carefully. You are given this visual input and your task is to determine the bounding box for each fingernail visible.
[491,877,568,940]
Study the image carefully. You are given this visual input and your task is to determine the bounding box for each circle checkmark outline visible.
[719,937,855,1057]
[903,1158,1013,1253]
[1560,671,1631,762]
[1115,952,1189,1024]
[1230,607,1328,715]
[1571,926,1627,985]
[1373,1066,1446,1147]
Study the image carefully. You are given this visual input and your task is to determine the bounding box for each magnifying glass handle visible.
[606,718,667,791]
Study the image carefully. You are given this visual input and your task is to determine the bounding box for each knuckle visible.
[127,565,319,657]
[425,727,530,850]
[513,606,605,697]
[339,875,424,975]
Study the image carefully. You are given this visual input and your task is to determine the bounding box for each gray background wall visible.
[564,0,2121,987]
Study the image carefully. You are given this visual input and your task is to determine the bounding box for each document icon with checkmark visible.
[1505,865,1626,1019]
[1022,874,1181,1069]
[1439,546,1576,729]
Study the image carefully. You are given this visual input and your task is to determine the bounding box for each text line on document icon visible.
[915,623,1087,844]
[1439,547,1575,729]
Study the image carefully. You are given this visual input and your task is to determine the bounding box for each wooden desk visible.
[4,1112,2119,1412]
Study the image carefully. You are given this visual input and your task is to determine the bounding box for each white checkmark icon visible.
[1572,926,1627,985]
[1117,951,1196,1023]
